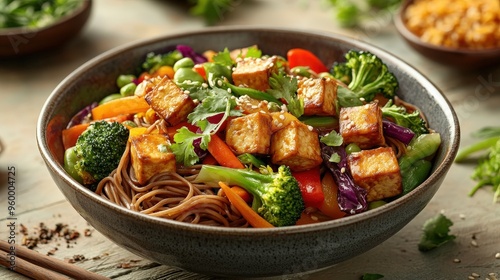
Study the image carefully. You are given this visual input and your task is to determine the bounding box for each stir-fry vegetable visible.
[62,44,438,227]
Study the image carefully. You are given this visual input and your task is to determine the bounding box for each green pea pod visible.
[402,159,432,194]
[173,57,195,71]
[64,147,83,184]
[116,74,136,88]
[120,83,137,97]
[399,133,441,171]
[226,82,282,105]
[299,116,339,129]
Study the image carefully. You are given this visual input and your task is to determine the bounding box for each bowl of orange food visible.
[37,27,460,277]
[394,0,500,69]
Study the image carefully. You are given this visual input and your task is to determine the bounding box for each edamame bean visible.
[116,74,136,88]
[120,83,137,97]
[173,57,195,71]
[64,147,83,184]
[174,67,204,84]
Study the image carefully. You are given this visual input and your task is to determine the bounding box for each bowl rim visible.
[37,26,460,236]
[0,0,92,36]
[394,0,500,55]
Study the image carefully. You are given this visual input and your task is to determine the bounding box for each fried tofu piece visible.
[236,95,271,114]
[348,147,402,202]
[130,133,176,185]
[297,77,337,116]
[225,112,273,155]
[270,120,322,172]
[269,111,299,132]
[232,56,278,91]
[144,77,196,126]
[339,102,385,149]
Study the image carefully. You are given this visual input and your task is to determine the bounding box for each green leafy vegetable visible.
[418,213,456,252]
[189,0,236,25]
[327,0,403,28]
[142,50,183,73]
[267,72,304,117]
[0,0,84,29]
[455,127,500,203]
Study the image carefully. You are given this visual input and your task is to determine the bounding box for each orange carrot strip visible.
[91,96,150,120]
[218,182,274,228]
[62,123,89,150]
[230,186,252,204]
[201,154,218,165]
[207,134,245,169]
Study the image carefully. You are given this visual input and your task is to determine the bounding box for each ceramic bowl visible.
[394,0,500,69]
[36,27,460,278]
[0,0,92,58]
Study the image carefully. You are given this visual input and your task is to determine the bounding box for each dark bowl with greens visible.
[37,27,460,278]
[0,0,92,57]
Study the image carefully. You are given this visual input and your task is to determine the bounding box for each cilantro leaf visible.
[320,130,343,147]
[267,72,304,117]
[171,127,209,167]
[418,213,456,252]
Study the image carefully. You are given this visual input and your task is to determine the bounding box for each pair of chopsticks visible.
[0,239,109,280]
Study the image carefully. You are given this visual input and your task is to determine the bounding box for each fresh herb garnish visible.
[267,72,304,118]
[418,213,456,252]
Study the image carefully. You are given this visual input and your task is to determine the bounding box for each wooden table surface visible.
[1,1,499,279]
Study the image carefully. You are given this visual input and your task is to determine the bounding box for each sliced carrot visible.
[207,134,245,169]
[91,96,150,120]
[218,182,274,228]
[193,64,206,80]
[62,123,89,150]
[230,186,252,204]
[201,154,218,165]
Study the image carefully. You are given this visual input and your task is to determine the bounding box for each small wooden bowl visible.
[0,0,92,58]
[394,0,500,69]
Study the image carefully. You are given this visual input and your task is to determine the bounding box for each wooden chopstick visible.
[0,240,109,280]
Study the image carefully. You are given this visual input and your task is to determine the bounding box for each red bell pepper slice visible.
[293,167,325,208]
[287,48,329,74]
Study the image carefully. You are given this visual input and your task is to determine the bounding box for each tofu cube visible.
[225,112,273,155]
[236,95,271,115]
[232,56,278,91]
[270,120,322,172]
[339,102,385,149]
[348,147,402,202]
[130,133,176,185]
[144,77,196,126]
[297,77,337,116]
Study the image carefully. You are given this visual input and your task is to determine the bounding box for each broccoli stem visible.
[195,164,270,197]
[454,136,500,162]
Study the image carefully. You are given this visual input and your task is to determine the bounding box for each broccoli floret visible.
[194,165,305,227]
[381,99,429,137]
[73,121,129,186]
[332,50,399,107]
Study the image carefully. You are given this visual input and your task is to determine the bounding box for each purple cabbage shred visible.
[382,120,415,145]
[176,45,207,64]
[321,145,368,215]
[67,102,98,128]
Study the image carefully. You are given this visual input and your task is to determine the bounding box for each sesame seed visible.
[489,272,497,277]
[459,213,466,219]
[495,252,500,259]
[469,276,475,280]
[251,105,258,109]
[183,90,190,94]
[359,97,365,102]
[279,114,285,120]
[217,80,223,87]
[227,88,232,93]
[202,83,208,88]
[472,273,480,277]
[453,258,461,263]
[471,240,478,247]
[341,167,346,173]
[307,125,313,131]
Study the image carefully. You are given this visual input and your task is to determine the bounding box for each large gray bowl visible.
[37,27,460,278]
